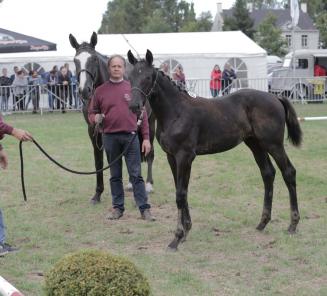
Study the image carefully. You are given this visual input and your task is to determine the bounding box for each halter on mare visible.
[76,68,96,105]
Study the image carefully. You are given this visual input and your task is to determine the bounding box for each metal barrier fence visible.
[1,76,326,114]
[269,75,327,103]
[0,83,82,114]
[186,76,326,103]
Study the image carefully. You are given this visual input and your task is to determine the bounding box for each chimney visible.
[300,3,307,13]
[216,2,222,14]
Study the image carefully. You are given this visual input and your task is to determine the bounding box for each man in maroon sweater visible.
[88,55,155,221]
[0,115,32,256]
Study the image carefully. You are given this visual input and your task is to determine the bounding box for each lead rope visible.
[19,110,145,201]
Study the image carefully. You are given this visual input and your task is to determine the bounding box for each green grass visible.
[0,104,326,296]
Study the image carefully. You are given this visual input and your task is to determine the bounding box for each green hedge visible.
[44,250,150,296]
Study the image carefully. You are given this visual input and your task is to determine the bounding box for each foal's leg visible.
[245,139,276,231]
[167,152,194,251]
[89,126,104,204]
[268,146,300,233]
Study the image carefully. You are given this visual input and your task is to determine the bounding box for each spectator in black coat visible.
[222,63,237,96]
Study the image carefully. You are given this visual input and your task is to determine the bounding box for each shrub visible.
[44,250,150,296]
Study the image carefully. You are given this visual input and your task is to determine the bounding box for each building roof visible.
[223,9,317,31]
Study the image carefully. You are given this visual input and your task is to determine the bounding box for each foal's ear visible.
[69,34,79,50]
[145,50,153,66]
[127,50,137,65]
[90,32,97,48]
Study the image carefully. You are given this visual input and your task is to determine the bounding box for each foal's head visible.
[69,32,99,103]
[128,49,156,115]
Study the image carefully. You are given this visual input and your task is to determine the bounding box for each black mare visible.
[68,33,156,204]
[128,50,303,251]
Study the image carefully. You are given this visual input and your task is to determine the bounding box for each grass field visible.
[0,104,326,295]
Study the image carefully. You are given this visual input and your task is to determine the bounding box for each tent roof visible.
[96,31,266,58]
[0,28,56,53]
[0,31,266,62]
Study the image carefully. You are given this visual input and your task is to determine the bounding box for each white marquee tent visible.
[97,31,267,80]
[0,31,268,95]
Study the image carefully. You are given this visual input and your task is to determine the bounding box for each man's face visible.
[2,68,7,76]
[109,57,125,80]
[61,68,67,76]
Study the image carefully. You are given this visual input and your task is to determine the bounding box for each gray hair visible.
[107,54,126,68]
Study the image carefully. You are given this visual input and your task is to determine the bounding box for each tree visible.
[180,12,213,32]
[223,0,255,39]
[99,0,159,33]
[254,13,287,56]
[250,0,283,9]
[141,9,171,33]
[316,11,327,48]
[99,0,212,34]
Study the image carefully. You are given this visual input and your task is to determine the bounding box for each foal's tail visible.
[278,96,303,147]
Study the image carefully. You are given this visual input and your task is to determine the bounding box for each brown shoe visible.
[141,209,156,221]
[107,208,123,220]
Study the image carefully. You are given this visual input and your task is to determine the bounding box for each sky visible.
[0,0,235,52]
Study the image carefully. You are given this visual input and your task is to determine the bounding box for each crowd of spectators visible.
[0,64,81,113]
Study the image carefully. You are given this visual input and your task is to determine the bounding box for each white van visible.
[270,49,327,100]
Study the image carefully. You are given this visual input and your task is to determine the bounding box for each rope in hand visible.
[19,110,145,202]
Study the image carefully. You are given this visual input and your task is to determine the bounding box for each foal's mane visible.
[137,59,189,95]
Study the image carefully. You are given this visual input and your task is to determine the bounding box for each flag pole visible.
[290,0,299,98]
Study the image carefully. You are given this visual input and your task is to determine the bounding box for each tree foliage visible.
[223,0,255,39]
[249,0,284,9]
[254,13,287,56]
[99,0,213,34]
[316,11,327,48]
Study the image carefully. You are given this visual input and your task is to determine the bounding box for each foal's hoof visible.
[287,225,297,234]
[90,195,101,205]
[90,199,101,205]
[166,245,178,252]
[256,223,266,231]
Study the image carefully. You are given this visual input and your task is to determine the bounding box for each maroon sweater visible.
[88,80,149,140]
[0,115,14,150]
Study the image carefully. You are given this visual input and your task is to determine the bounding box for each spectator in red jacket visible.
[209,65,222,97]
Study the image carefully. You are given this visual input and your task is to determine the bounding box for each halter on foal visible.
[128,49,303,251]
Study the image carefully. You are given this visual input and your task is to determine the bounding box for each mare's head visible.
[127,49,156,115]
[69,32,99,103]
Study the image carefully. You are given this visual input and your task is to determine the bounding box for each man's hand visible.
[11,128,33,142]
[142,139,151,156]
[0,149,8,169]
[95,114,105,125]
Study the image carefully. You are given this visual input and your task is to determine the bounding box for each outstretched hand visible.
[11,128,33,142]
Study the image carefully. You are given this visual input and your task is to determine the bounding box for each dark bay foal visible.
[128,50,302,251]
